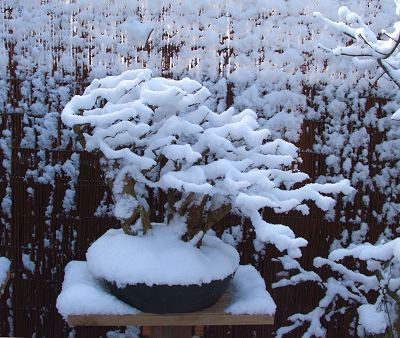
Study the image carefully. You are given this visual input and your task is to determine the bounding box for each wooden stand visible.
[68,291,274,338]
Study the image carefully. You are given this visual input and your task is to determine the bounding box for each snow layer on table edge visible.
[0,257,10,287]
[56,261,139,319]
[86,227,240,287]
[226,265,276,315]
[56,261,276,317]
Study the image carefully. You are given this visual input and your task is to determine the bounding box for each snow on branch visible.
[62,69,352,257]
[277,226,400,336]
[284,5,400,336]
[276,276,366,338]
[314,2,400,120]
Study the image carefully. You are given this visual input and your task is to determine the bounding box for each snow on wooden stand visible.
[58,261,275,331]
[67,290,274,327]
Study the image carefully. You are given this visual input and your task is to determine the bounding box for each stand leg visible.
[150,326,192,338]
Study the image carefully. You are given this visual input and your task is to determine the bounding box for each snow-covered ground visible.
[56,261,276,319]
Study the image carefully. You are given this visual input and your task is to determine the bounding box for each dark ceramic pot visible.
[105,274,233,313]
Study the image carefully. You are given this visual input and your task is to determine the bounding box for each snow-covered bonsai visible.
[61,69,352,312]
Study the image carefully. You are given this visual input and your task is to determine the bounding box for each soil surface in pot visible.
[105,274,233,313]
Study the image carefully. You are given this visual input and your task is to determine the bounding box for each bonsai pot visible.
[86,226,240,314]
[104,274,233,313]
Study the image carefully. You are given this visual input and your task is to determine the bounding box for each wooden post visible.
[150,326,192,338]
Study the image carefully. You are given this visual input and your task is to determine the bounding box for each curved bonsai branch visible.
[121,176,151,235]
[204,203,232,232]
[195,203,233,248]
[184,194,209,243]
[178,192,196,216]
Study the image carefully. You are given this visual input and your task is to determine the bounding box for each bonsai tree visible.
[62,68,352,258]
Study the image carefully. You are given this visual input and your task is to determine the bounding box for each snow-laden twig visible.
[302,3,400,336]
[277,277,365,338]
[314,2,400,119]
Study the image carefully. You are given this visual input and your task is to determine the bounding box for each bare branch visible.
[383,32,398,42]
[382,33,400,60]
[316,9,400,89]
[378,58,400,88]
[358,34,387,56]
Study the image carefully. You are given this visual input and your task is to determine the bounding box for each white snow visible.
[225,265,276,315]
[274,4,400,336]
[57,261,275,318]
[86,225,240,287]
[120,19,154,46]
[22,254,35,273]
[329,238,400,262]
[0,257,10,287]
[114,195,139,219]
[56,261,139,319]
[106,326,140,338]
[357,304,387,335]
[221,225,243,247]
[3,1,400,336]
[392,108,400,120]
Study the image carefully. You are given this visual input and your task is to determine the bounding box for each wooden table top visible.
[67,291,274,326]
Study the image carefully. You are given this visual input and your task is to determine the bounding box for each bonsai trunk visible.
[182,194,232,248]
[121,177,151,235]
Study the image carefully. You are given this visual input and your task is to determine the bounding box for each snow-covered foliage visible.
[62,69,351,257]
[0,257,10,290]
[315,2,400,120]
[106,326,140,338]
[277,250,399,337]
[2,0,398,229]
[1,0,400,336]
[275,2,400,337]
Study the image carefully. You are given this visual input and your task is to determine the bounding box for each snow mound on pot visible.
[86,226,240,287]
